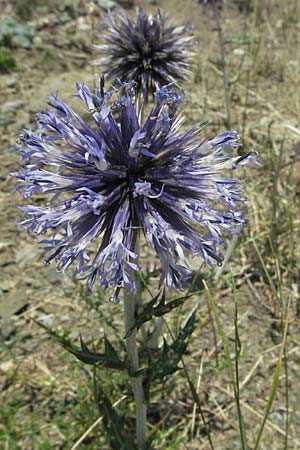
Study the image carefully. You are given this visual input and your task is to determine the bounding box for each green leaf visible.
[124,290,163,337]
[97,384,139,450]
[65,335,125,370]
[104,335,123,366]
[35,318,125,370]
[144,312,196,385]
[126,289,196,336]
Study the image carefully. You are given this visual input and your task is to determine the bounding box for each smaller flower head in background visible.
[13,78,258,302]
[95,9,193,101]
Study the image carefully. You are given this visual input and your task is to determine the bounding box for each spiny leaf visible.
[124,290,164,337]
[64,335,125,370]
[126,289,197,336]
[104,335,124,364]
[97,384,139,450]
[144,312,196,385]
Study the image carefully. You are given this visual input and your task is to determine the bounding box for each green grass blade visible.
[253,304,290,450]
[252,240,281,306]
[163,316,215,450]
[232,278,249,449]
[203,280,249,450]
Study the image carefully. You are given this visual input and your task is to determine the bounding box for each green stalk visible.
[124,282,147,449]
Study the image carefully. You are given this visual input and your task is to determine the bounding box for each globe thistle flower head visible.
[13,78,258,302]
[95,9,193,101]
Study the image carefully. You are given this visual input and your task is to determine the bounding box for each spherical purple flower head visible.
[13,78,257,302]
[95,9,193,101]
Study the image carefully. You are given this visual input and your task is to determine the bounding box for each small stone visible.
[0,279,15,292]
[77,17,91,32]
[233,48,245,56]
[34,14,59,30]
[14,243,42,267]
[0,317,16,339]
[35,16,49,28]
[0,241,11,253]
[47,267,62,284]
[0,75,17,88]
[0,290,27,318]
[61,314,70,322]
[33,35,43,48]
[37,314,54,327]
[96,0,116,9]
[69,328,80,340]
[0,360,15,372]
[2,100,24,112]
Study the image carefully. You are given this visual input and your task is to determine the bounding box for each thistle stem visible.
[124,284,147,449]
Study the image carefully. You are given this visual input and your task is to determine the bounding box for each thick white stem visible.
[124,283,147,449]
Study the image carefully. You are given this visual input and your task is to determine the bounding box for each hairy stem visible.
[124,284,147,449]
